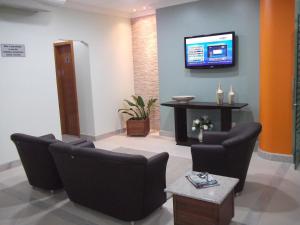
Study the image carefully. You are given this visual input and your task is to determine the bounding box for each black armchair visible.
[191,122,262,193]
[49,142,169,222]
[10,133,94,191]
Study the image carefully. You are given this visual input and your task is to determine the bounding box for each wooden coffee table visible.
[165,173,239,225]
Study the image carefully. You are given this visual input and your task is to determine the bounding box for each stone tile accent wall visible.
[131,15,160,130]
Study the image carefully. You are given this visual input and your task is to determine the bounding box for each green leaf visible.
[130,96,144,118]
[119,109,134,116]
[137,96,145,107]
[132,95,138,102]
[132,95,146,119]
[120,111,135,117]
[146,98,157,117]
[118,108,129,112]
[138,96,147,118]
[129,108,141,118]
[124,99,137,107]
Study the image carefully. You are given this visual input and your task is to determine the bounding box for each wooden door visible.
[54,41,80,136]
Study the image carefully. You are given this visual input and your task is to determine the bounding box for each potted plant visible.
[118,95,157,136]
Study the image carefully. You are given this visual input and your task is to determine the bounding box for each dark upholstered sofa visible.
[11,133,94,191]
[49,142,169,222]
[191,122,262,193]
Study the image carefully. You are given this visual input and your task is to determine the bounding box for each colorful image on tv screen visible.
[185,33,234,67]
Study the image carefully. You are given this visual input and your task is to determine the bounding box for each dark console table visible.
[161,101,248,146]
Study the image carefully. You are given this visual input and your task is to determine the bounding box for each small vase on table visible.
[228,85,235,105]
[216,82,224,105]
[198,129,204,143]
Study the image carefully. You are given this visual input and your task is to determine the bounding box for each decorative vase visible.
[198,129,203,143]
[228,85,235,104]
[216,82,224,105]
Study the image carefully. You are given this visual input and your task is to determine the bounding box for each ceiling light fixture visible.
[133,8,137,12]
[37,0,67,5]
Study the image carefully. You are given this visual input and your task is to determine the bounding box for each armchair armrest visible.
[68,139,90,146]
[39,134,56,140]
[223,135,246,147]
[203,131,229,145]
[74,141,95,148]
[39,134,58,145]
[191,144,227,174]
[144,152,169,215]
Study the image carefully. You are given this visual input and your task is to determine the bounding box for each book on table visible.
[185,171,219,189]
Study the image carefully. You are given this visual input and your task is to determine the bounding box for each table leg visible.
[221,108,232,131]
[174,108,187,144]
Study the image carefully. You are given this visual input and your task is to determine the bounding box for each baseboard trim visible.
[258,148,293,163]
[80,134,96,141]
[81,128,126,141]
[0,160,21,173]
[159,130,174,138]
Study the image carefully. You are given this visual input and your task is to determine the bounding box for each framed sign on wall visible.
[1,44,26,57]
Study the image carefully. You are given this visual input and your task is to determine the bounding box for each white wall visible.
[89,21,134,136]
[0,7,134,165]
[73,41,95,137]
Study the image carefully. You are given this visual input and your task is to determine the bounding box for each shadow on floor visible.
[31,201,173,225]
[236,175,300,213]
[230,221,247,225]
[0,180,67,218]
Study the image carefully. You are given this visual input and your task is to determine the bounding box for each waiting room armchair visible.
[191,122,262,193]
[11,133,94,191]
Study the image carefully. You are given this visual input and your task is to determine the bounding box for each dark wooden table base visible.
[161,101,248,146]
[173,191,234,225]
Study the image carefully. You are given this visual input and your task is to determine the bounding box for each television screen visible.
[185,32,235,69]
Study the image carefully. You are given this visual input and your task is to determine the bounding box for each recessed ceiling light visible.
[39,0,66,5]
[143,6,147,10]
[133,8,137,12]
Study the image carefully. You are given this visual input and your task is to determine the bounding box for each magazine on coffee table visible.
[185,171,219,189]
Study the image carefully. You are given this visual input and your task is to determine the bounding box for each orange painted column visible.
[259,0,295,155]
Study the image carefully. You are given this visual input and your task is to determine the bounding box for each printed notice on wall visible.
[1,44,26,57]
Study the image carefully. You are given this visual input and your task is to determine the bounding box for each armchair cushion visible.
[191,145,227,175]
[202,131,229,145]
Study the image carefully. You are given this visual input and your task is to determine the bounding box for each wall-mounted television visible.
[184,31,235,69]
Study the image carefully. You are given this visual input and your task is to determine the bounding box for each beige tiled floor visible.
[1,133,300,225]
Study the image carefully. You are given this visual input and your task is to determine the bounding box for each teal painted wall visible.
[157,0,259,135]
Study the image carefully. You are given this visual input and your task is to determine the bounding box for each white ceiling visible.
[64,0,199,18]
[0,0,199,17]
